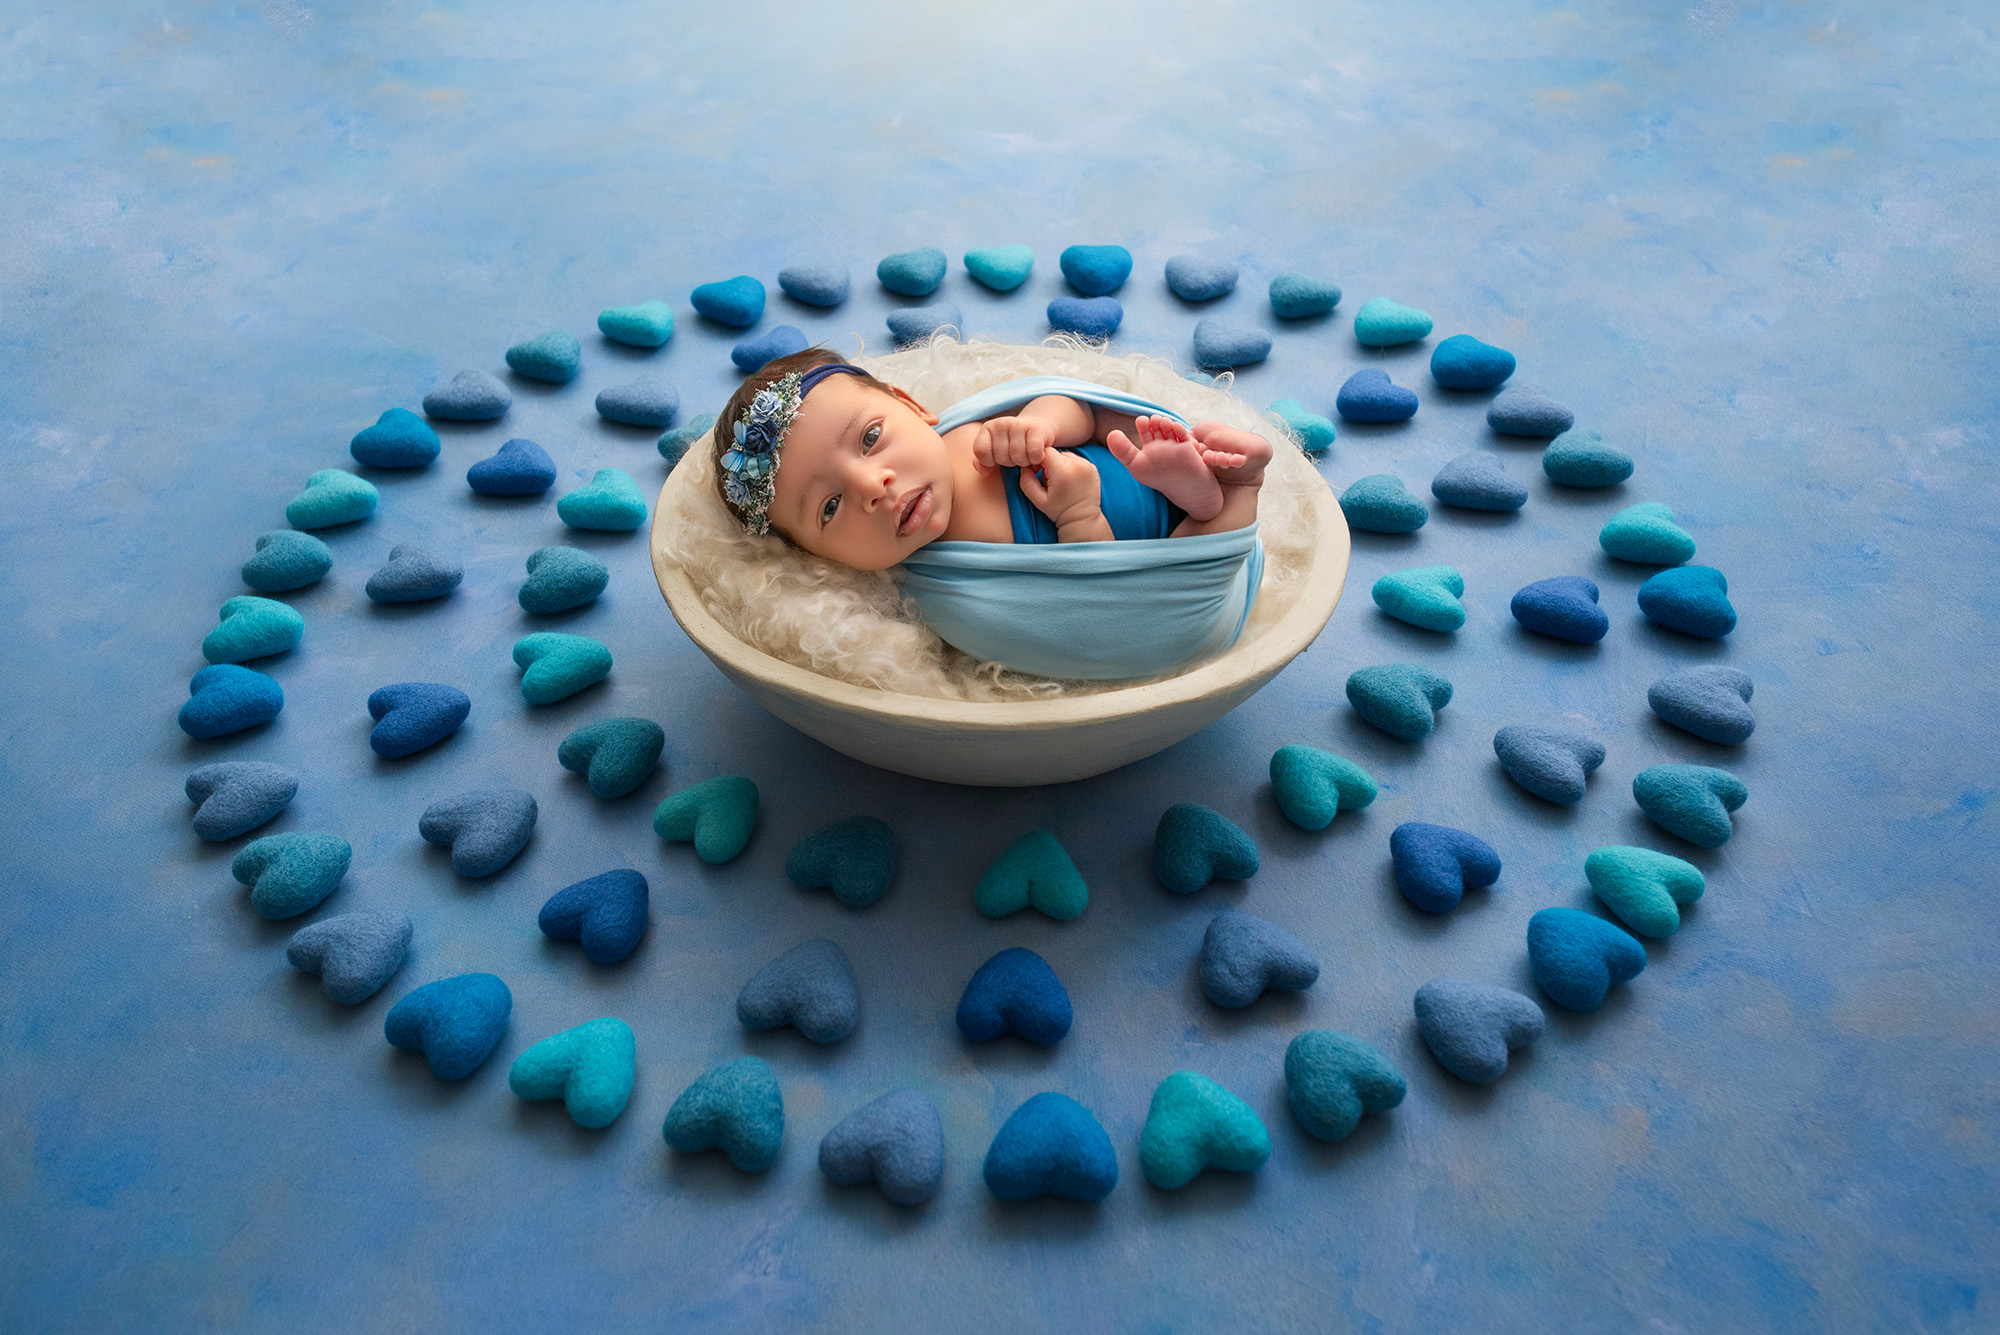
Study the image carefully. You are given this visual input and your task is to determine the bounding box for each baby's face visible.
[767,375,953,570]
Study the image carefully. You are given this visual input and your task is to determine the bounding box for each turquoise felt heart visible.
[509,1017,636,1129]
[1600,501,1695,565]
[597,300,675,348]
[974,830,1088,921]
[1585,845,1705,937]
[231,831,351,919]
[1346,664,1453,739]
[1372,565,1464,632]
[286,468,378,529]
[1266,399,1335,454]
[1269,746,1378,831]
[1353,297,1433,347]
[512,632,612,704]
[1633,764,1748,848]
[785,816,897,908]
[556,468,647,531]
[558,717,664,798]
[652,775,759,863]
[1284,1030,1406,1141]
[1543,427,1633,487]
[202,596,304,664]
[663,1056,784,1172]
[1139,1071,1270,1190]
[1340,475,1429,533]
[963,243,1035,292]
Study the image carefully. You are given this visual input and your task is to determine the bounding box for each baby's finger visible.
[973,426,997,472]
[1200,448,1249,469]
[1017,465,1049,507]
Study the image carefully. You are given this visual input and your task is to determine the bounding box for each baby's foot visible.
[1190,421,1275,488]
[1106,414,1227,522]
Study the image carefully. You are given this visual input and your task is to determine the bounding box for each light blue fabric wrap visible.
[898,376,1265,680]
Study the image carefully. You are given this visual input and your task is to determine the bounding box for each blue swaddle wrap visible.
[897,376,1264,680]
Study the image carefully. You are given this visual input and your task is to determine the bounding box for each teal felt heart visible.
[202,595,304,664]
[285,468,378,529]
[1599,501,1695,565]
[652,775,759,864]
[1152,803,1259,894]
[558,717,664,798]
[1633,764,1747,848]
[597,300,675,348]
[1543,427,1633,487]
[1346,664,1453,740]
[663,1056,784,1172]
[1352,297,1433,348]
[1269,746,1378,831]
[1372,565,1465,632]
[512,632,612,704]
[1585,845,1705,937]
[963,244,1035,292]
[1139,1071,1270,1189]
[1284,1030,1406,1141]
[785,816,897,908]
[509,1017,636,1129]
[1266,399,1335,454]
[974,830,1088,921]
[231,831,351,919]
[556,468,647,532]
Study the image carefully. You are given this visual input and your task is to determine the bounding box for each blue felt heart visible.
[286,910,411,1004]
[777,264,850,306]
[594,375,679,427]
[1346,664,1453,739]
[202,595,304,664]
[1633,764,1748,847]
[877,247,948,296]
[1193,318,1271,369]
[690,276,766,327]
[366,682,470,759]
[1046,296,1123,339]
[466,438,557,496]
[1335,369,1420,424]
[422,369,511,422]
[349,407,440,468]
[887,304,963,346]
[1164,255,1236,301]
[1493,724,1606,804]
[1430,334,1516,390]
[1390,822,1501,913]
[558,717,664,799]
[956,947,1072,1047]
[418,788,537,877]
[1414,977,1544,1084]
[983,1092,1118,1202]
[1648,665,1755,744]
[1511,575,1610,643]
[1527,908,1646,1012]
[538,869,649,964]
[1058,244,1131,296]
[364,543,462,603]
[1372,565,1463,630]
[232,831,351,919]
[186,761,297,841]
[663,1056,784,1171]
[1431,452,1527,511]
[1284,1030,1406,1141]
[384,973,512,1080]
[1199,911,1320,1008]
[518,546,608,614]
[1639,565,1736,638]
[818,1089,945,1205]
[505,330,581,384]
[1269,745,1378,830]
[785,816,897,908]
[737,938,859,1044]
[1485,384,1572,437]
[1152,803,1259,894]
[179,664,283,738]
[730,325,809,372]
[652,775,759,864]
[241,530,332,592]
[508,1017,635,1129]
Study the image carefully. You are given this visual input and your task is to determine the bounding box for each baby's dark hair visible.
[712,347,897,537]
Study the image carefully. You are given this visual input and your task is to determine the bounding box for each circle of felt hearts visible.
[1152,803,1259,894]
[203,596,303,664]
[422,369,511,421]
[1493,724,1605,804]
[1346,664,1453,740]
[1414,977,1544,1084]
[418,788,537,877]
[1648,665,1755,744]
[185,760,297,841]
[1335,369,1420,423]
[1542,427,1633,487]
[367,682,470,759]
[286,469,378,529]
[818,1089,946,1205]
[733,325,810,372]
[597,299,675,346]
[1139,1071,1270,1190]
[663,1056,784,1172]
[778,265,850,307]
[1341,476,1430,533]
[974,830,1088,921]
[467,438,557,496]
[241,530,331,591]
[232,831,351,919]
[179,664,282,738]
[538,869,649,964]
[1430,334,1516,390]
[509,1017,636,1129]
[384,972,512,1080]
[737,938,859,1044]
[1390,822,1501,914]
[558,718,664,799]
[956,947,1072,1047]
[1586,845,1705,937]
[365,543,462,603]
[1526,908,1646,1012]
[1510,575,1610,643]
[653,775,759,864]
[964,244,1034,293]
[505,330,581,384]
[556,468,647,532]
[1633,763,1748,847]
[983,1092,1118,1202]
[513,632,612,704]
[1198,911,1319,1008]
[518,546,608,613]
[286,910,411,1004]
[349,408,440,468]
[1284,1030,1406,1141]
[1353,297,1432,347]
[785,815,898,909]
[1047,296,1123,339]
[1639,565,1736,638]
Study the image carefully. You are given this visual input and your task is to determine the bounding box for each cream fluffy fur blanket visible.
[655,335,1324,701]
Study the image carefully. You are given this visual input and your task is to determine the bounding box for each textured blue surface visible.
[3,2,1998,1331]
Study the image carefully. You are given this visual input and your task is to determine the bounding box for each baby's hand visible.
[974,415,1058,474]
[1017,446,1107,537]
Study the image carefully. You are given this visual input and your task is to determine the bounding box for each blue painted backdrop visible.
[2,1,1995,1330]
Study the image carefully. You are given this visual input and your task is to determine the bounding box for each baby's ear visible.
[889,386,938,426]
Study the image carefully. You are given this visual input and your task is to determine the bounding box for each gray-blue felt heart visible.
[365,543,463,603]
[418,788,537,877]
[736,938,858,1044]
[185,761,297,841]
[818,1089,945,1206]
[1414,977,1545,1084]
[286,910,412,1004]
[1198,911,1320,1008]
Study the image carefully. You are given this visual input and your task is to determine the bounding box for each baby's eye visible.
[861,424,882,451]
[820,494,841,525]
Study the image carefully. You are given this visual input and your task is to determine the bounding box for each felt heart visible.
[597,299,675,347]
[1266,399,1335,454]
[466,438,557,497]
[982,1093,1118,1203]
[418,788,537,877]
[663,1056,784,1171]
[1153,803,1259,894]
[974,829,1088,921]
[202,595,303,664]
[690,276,765,327]
[508,1017,636,1129]
[955,947,1072,1047]
[286,468,378,529]
[1527,908,1647,1012]
[179,665,283,738]
[1431,452,1527,511]
[186,760,297,841]
[1414,977,1544,1084]
[1269,745,1378,831]
[1585,845,1706,937]
[558,717,664,799]
[518,545,608,614]
[1199,911,1320,1008]
[1648,665,1755,744]
[1346,664,1453,740]
[652,775,759,864]
[512,632,612,704]
[1335,369,1420,424]
[286,910,411,1004]
[241,530,331,592]
[1352,297,1433,348]
[538,869,649,964]
[1371,564,1463,630]
[366,682,470,759]
[777,264,849,307]
[1269,272,1340,319]
[422,369,511,421]
[1192,318,1272,369]
[1493,724,1605,804]
[887,304,962,346]
[1600,501,1695,566]
[1284,1030,1406,1141]
[1341,476,1429,534]
[1542,427,1633,487]
[348,407,440,468]
[1639,565,1736,638]
[1430,334,1516,390]
[556,468,647,532]
[383,973,512,1080]
[505,330,581,384]
[1058,244,1132,296]
[232,831,351,919]
[1390,822,1501,913]
[1046,296,1123,339]
[1485,384,1573,437]
[877,247,947,297]
[657,413,717,466]
[594,374,680,427]
[1164,254,1235,301]
[737,938,858,1044]
[731,325,809,372]
[964,244,1035,293]
[818,1089,945,1205]
[1633,764,1748,848]
[1510,575,1610,643]
[786,816,897,908]
[1140,1071,1271,1189]
[364,543,462,603]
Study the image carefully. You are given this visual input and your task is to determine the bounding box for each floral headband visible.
[720,362,869,535]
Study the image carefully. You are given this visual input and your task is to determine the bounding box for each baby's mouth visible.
[896,485,933,538]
